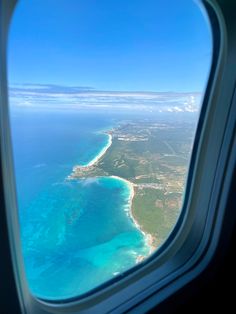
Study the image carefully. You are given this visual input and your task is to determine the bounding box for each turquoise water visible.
[10,110,149,299]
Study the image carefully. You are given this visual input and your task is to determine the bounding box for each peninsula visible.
[68,120,194,253]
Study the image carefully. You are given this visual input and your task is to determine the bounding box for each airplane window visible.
[7,0,212,300]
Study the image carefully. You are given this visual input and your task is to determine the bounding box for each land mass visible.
[68,120,195,250]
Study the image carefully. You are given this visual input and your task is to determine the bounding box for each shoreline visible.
[69,132,112,179]
[84,133,112,167]
[68,130,156,262]
[110,175,156,260]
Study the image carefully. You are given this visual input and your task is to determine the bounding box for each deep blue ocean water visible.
[10,110,149,299]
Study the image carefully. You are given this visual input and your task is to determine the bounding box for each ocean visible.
[10,109,149,300]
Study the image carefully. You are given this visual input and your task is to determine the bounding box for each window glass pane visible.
[8,0,212,300]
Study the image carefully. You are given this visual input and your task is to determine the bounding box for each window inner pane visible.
[8,0,212,300]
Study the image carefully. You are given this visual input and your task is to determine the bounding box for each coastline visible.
[68,132,112,179]
[85,133,112,167]
[68,130,156,262]
[109,175,156,260]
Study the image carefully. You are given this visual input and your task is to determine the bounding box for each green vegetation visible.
[133,188,181,246]
[70,120,194,248]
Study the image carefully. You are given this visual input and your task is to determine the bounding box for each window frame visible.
[1,0,236,313]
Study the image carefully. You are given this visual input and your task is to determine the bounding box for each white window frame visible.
[0,0,235,313]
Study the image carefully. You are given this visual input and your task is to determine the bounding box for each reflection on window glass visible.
[8,0,212,300]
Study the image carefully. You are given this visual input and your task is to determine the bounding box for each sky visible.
[8,0,212,93]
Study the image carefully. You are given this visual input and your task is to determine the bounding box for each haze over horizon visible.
[10,83,201,113]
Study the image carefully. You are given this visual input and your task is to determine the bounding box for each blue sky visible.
[8,0,212,92]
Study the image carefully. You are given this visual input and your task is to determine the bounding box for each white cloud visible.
[9,84,202,113]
